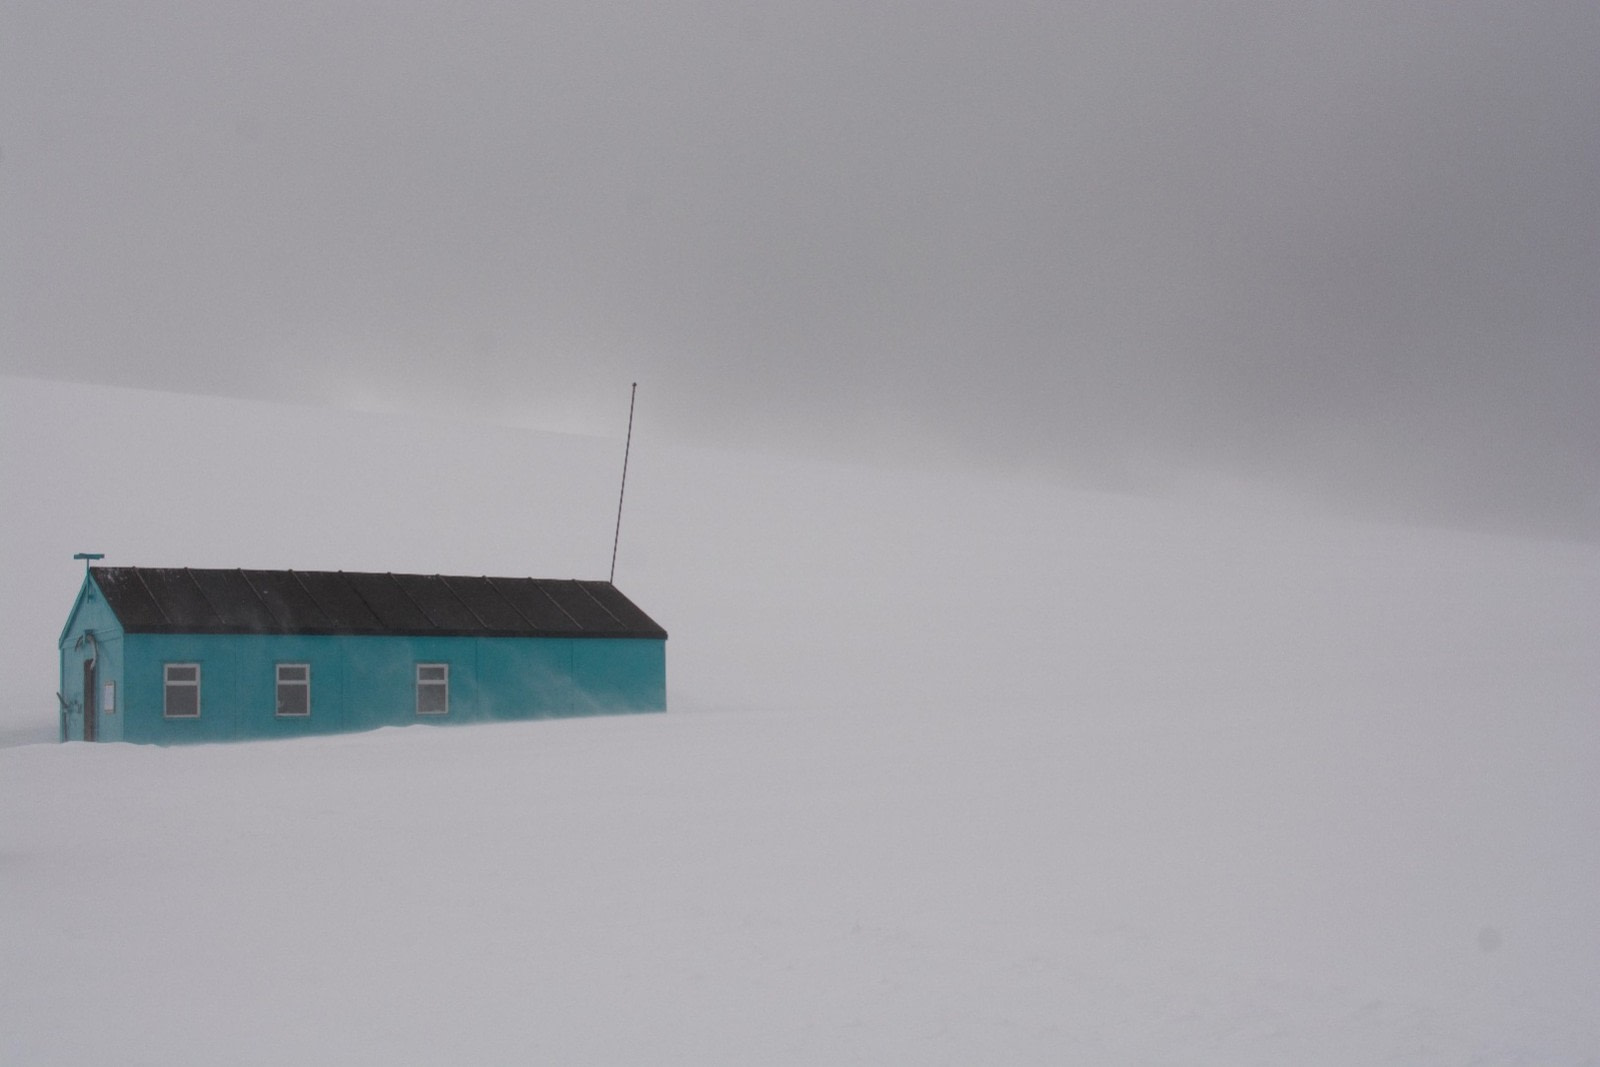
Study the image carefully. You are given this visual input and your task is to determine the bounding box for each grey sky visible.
[4,2,1596,537]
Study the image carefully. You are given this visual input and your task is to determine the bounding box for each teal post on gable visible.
[61,566,667,744]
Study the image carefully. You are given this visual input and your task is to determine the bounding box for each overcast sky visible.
[3,2,1596,537]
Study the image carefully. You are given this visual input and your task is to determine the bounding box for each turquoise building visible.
[58,565,667,744]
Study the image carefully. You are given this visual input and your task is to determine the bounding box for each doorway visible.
[82,659,97,742]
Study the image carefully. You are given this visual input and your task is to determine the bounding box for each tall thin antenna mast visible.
[609,382,638,584]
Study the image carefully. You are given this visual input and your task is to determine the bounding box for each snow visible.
[3,376,1598,1063]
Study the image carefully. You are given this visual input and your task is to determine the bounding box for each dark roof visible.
[89,567,667,639]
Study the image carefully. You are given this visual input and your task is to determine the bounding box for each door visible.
[82,659,97,742]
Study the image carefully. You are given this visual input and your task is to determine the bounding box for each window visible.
[276,663,310,717]
[164,663,200,718]
[416,663,449,716]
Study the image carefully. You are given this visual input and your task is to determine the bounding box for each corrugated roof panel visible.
[291,571,385,631]
[90,566,665,639]
[242,571,337,632]
[489,577,579,632]
[538,580,625,632]
[92,568,168,629]
[578,582,668,638]
[439,576,532,634]
[136,569,224,629]
[187,569,281,633]
[343,572,434,632]
[391,573,486,633]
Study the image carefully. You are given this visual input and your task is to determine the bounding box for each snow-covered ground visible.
[3,376,1597,1064]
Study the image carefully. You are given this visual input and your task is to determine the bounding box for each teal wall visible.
[58,576,127,743]
[110,633,666,744]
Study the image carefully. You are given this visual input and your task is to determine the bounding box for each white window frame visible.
[164,663,201,718]
[276,663,311,717]
[416,663,449,716]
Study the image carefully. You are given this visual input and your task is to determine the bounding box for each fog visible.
[4,377,1598,1061]
[3,2,1596,538]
